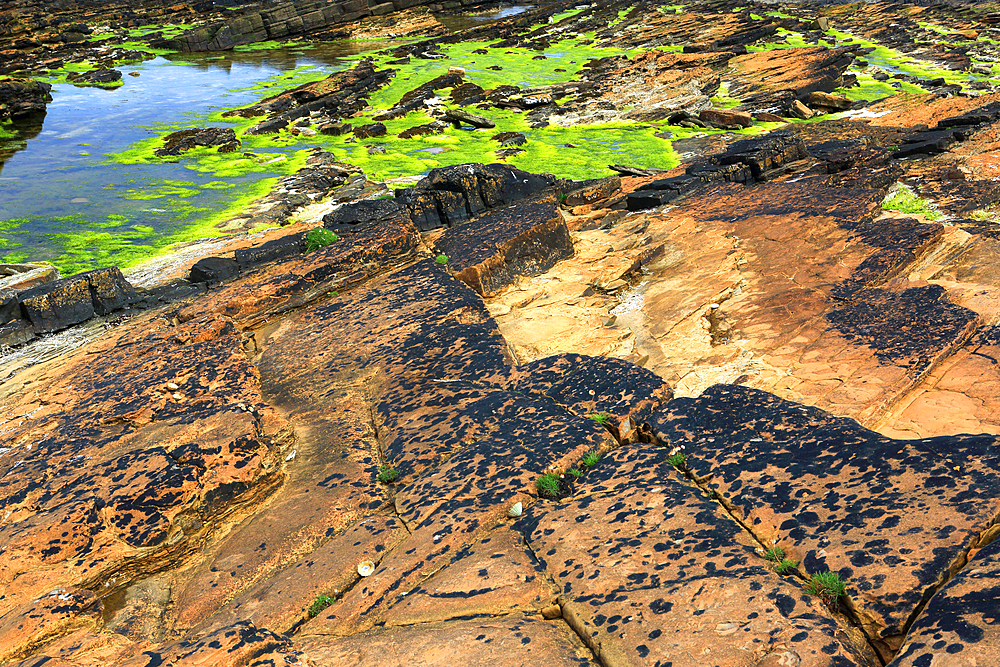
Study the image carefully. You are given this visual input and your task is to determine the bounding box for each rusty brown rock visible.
[0,589,101,663]
[433,199,573,296]
[700,107,753,128]
[652,385,1000,659]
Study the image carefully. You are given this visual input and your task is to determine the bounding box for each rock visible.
[154,127,240,157]
[0,78,52,119]
[491,131,527,147]
[652,385,1000,658]
[396,163,556,231]
[432,199,573,296]
[398,120,446,138]
[67,68,123,86]
[790,99,815,119]
[0,588,101,663]
[0,264,59,291]
[0,319,34,348]
[699,107,753,128]
[562,176,621,207]
[444,107,496,129]
[17,275,93,333]
[808,90,852,110]
[115,622,313,667]
[234,232,304,269]
[85,266,137,316]
[319,120,352,135]
[323,198,406,228]
[190,256,240,283]
[813,17,830,31]
[352,122,386,139]
[890,536,1000,667]
[754,111,786,122]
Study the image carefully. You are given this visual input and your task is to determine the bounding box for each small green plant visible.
[568,467,583,479]
[559,192,568,204]
[805,571,847,606]
[667,452,686,468]
[305,227,338,252]
[882,184,941,220]
[308,593,334,617]
[588,412,611,426]
[581,450,601,468]
[377,465,399,483]
[535,472,561,496]
[435,254,449,264]
[763,546,786,562]
[774,559,798,575]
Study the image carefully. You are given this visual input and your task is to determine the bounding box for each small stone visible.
[166,382,180,391]
[171,393,183,400]
[507,501,523,517]
[285,450,297,462]
[790,99,814,120]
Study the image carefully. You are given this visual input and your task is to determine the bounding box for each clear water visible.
[0,42,394,274]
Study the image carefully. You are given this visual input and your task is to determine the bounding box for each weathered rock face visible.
[17,266,136,333]
[154,127,239,157]
[652,385,1000,659]
[0,77,51,119]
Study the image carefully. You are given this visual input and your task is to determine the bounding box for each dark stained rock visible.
[319,120,352,135]
[889,536,1000,667]
[491,131,527,147]
[351,121,386,139]
[826,285,979,368]
[17,275,94,333]
[154,127,239,157]
[523,440,875,667]
[650,384,1000,657]
[832,218,942,299]
[322,197,405,228]
[397,120,446,138]
[0,78,52,119]
[396,163,557,230]
[433,199,573,296]
[374,70,464,121]
[0,320,34,348]
[0,293,20,325]
[84,266,137,316]
[66,68,122,86]
[190,256,240,284]
[714,129,809,178]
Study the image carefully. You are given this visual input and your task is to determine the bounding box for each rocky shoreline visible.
[4,0,1000,666]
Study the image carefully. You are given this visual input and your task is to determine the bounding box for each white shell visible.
[166,382,179,391]
[357,560,375,577]
[507,502,523,518]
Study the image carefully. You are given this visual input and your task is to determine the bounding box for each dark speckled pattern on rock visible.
[523,440,873,667]
[0,588,102,663]
[650,384,1000,653]
[114,621,313,667]
[888,536,1000,667]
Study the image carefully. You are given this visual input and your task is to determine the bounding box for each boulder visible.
[699,107,753,128]
[432,199,573,296]
[809,90,852,110]
[0,78,52,119]
[17,275,94,333]
[790,99,815,119]
[154,127,240,157]
[352,122,387,139]
[444,108,496,129]
[561,175,621,207]
[323,198,406,228]
[319,121,352,135]
[234,232,304,269]
[84,266,137,316]
[190,256,240,283]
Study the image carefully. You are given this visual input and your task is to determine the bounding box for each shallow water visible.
[0,41,395,274]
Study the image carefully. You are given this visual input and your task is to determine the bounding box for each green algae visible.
[883,184,941,220]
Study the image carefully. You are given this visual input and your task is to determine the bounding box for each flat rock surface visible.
[651,384,1000,658]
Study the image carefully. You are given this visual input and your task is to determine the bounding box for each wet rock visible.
[154,127,240,157]
[651,385,1000,657]
[445,107,496,128]
[66,68,122,86]
[374,69,464,121]
[190,256,240,284]
[0,320,34,348]
[0,78,51,119]
[433,199,572,296]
